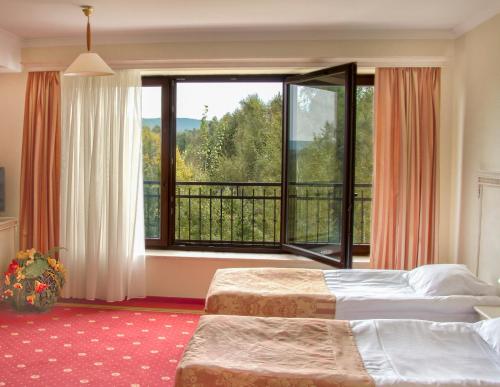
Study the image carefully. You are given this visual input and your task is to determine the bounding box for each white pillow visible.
[474,318,500,355]
[407,264,497,296]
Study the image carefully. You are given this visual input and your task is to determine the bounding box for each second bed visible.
[205,264,500,321]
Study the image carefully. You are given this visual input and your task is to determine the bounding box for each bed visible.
[175,314,500,387]
[205,264,500,321]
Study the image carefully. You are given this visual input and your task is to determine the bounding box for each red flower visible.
[6,260,19,275]
[34,281,48,294]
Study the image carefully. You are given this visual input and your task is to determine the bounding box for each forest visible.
[142,85,373,247]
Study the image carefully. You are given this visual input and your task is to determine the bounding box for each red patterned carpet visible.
[0,303,201,386]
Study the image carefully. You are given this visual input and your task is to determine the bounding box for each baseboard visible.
[58,296,205,310]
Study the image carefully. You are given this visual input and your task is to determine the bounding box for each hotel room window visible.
[141,73,373,261]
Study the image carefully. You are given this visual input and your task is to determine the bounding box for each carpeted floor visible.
[0,303,201,386]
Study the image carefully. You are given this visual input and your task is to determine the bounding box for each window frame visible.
[142,76,171,248]
[142,73,374,255]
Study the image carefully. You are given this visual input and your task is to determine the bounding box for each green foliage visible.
[142,126,161,181]
[180,96,282,182]
[142,85,374,246]
[24,259,49,279]
[353,86,374,244]
[142,125,164,238]
[355,86,374,184]
[176,147,193,181]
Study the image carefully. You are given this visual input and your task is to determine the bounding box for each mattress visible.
[175,315,500,387]
[325,269,500,322]
[352,319,500,386]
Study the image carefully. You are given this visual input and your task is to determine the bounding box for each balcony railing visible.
[144,181,371,246]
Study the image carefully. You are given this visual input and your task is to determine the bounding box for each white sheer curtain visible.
[60,70,146,301]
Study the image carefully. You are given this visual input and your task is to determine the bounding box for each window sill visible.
[146,249,312,262]
[146,249,370,268]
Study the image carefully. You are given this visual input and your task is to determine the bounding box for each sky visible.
[142,82,282,119]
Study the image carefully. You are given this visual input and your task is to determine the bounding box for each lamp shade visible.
[64,52,114,77]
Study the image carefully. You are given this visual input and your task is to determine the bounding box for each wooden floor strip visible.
[56,302,205,315]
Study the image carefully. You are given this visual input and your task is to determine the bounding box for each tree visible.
[182,95,282,183]
[176,147,193,181]
[142,126,161,181]
[142,126,161,238]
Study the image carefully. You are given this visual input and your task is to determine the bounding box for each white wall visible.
[0,28,21,72]
[0,72,27,219]
[455,13,500,270]
[146,251,334,298]
[438,64,458,263]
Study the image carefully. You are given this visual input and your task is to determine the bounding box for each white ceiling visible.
[1,0,500,46]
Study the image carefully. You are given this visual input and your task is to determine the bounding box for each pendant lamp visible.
[64,6,114,76]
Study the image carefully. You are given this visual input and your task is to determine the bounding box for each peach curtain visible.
[370,67,440,270]
[19,72,61,252]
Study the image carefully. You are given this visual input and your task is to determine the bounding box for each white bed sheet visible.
[324,269,500,322]
[351,319,500,387]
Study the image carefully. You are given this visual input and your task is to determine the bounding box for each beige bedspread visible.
[205,268,336,318]
[175,315,374,387]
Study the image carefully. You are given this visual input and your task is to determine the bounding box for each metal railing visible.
[144,181,371,246]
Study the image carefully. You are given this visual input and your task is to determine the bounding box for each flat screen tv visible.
[0,167,4,212]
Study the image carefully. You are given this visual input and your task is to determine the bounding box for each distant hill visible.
[142,118,161,129]
[142,117,201,132]
[177,118,202,132]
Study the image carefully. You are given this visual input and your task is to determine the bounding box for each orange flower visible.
[13,283,23,289]
[3,289,13,297]
[16,250,28,260]
[34,281,48,294]
[47,257,59,271]
[26,294,35,304]
[16,272,25,281]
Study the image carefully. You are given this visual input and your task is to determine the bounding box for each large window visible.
[141,73,373,257]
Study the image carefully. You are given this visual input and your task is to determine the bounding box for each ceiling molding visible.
[21,56,450,73]
[141,66,376,76]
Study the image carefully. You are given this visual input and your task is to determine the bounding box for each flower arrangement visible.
[2,248,66,312]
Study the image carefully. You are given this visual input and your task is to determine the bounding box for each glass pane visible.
[354,85,374,245]
[287,72,346,258]
[142,86,162,239]
[175,82,282,245]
